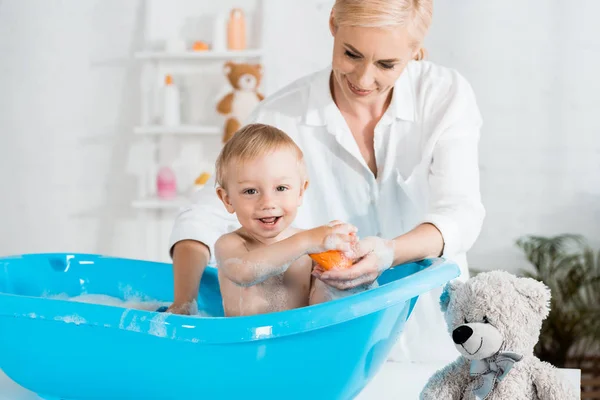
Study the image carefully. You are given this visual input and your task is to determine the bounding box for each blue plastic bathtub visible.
[0,253,459,400]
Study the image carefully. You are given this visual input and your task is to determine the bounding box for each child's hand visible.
[166,302,193,315]
[304,220,358,254]
[316,236,394,289]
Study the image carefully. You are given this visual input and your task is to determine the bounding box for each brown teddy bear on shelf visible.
[216,62,264,143]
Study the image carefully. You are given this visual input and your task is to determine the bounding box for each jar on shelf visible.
[227,8,246,50]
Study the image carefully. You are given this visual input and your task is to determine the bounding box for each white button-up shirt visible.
[169,61,485,362]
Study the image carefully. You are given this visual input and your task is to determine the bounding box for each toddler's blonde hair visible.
[332,0,433,60]
[215,123,306,189]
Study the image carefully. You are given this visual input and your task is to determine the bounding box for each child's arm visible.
[215,221,357,287]
[309,274,332,305]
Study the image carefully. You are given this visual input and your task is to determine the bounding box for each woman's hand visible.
[313,236,394,290]
[303,220,358,254]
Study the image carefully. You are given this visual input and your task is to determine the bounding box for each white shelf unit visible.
[133,3,265,262]
[134,49,263,61]
[133,50,264,211]
[131,196,190,210]
[134,125,221,136]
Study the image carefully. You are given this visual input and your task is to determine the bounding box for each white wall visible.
[0,0,598,270]
[425,1,600,272]
[0,0,146,259]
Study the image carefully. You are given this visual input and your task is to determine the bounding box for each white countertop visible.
[0,360,581,400]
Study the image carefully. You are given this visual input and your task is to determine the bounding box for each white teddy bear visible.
[420,270,577,400]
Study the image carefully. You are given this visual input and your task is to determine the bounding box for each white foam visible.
[305,222,358,254]
[345,236,394,272]
[181,300,199,316]
[117,283,156,304]
[223,258,291,287]
[320,281,377,301]
[54,314,86,325]
[66,294,170,312]
[253,325,273,339]
[372,238,394,272]
[148,312,169,337]
[323,235,351,253]
[47,293,214,320]
[118,309,130,329]
[126,315,141,332]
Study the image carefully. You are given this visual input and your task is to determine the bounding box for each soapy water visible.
[46,293,212,318]
[345,236,394,273]
[322,234,353,253]
[148,312,169,337]
[50,293,169,311]
[305,222,358,254]
[54,314,87,325]
[321,280,379,301]
[370,237,395,273]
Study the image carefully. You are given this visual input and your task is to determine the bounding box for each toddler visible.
[213,123,361,316]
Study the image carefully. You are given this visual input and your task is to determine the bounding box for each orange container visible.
[309,250,354,271]
[192,41,209,51]
[227,8,246,50]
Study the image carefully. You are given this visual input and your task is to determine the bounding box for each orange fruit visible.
[192,41,209,51]
[309,250,354,271]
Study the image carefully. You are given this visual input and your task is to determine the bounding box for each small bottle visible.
[212,12,228,52]
[156,166,177,199]
[192,172,211,194]
[227,8,246,50]
[162,74,180,126]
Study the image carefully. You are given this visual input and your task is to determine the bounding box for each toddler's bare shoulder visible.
[214,230,249,259]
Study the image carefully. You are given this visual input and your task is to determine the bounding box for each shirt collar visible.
[303,64,416,127]
[389,64,415,122]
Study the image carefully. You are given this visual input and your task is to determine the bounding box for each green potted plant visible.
[515,234,600,368]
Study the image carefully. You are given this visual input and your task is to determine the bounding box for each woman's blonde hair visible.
[215,123,306,189]
[332,0,433,61]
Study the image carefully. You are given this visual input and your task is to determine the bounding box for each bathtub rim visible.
[0,253,460,344]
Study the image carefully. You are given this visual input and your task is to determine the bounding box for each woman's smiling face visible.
[330,21,417,105]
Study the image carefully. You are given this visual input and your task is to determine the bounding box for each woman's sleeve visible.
[421,72,486,258]
[168,109,270,264]
[168,173,240,265]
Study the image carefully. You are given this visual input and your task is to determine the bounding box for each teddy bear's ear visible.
[440,280,463,313]
[513,277,551,318]
[223,61,234,75]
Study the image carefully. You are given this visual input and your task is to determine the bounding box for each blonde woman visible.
[168,0,485,362]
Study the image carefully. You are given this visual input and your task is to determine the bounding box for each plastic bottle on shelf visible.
[156,166,177,199]
[227,8,246,50]
[192,172,211,193]
[156,136,179,200]
[212,12,228,52]
[162,74,181,126]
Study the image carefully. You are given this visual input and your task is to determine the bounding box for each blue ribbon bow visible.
[470,351,523,400]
